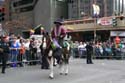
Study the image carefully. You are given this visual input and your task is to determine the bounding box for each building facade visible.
[10,0,37,27]
[68,0,114,19]
[114,0,125,15]
[34,0,68,32]
[5,0,125,35]
[3,0,38,34]
[4,0,68,34]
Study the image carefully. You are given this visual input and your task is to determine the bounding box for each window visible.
[13,0,34,7]
[20,6,33,12]
[15,6,33,12]
[84,0,89,3]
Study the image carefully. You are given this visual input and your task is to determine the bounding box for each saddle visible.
[51,38,62,49]
[51,38,69,49]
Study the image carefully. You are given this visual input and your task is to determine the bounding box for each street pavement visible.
[0,58,125,83]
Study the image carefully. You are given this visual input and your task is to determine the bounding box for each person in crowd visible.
[78,42,86,58]
[95,43,102,58]
[29,38,37,65]
[86,42,93,64]
[18,41,25,67]
[121,43,125,59]
[0,36,10,74]
[105,44,112,59]
[10,37,20,67]
[24,39,30,61]
[73,41,79,58]
[70,41,74,57]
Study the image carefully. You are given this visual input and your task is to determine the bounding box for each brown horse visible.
[40,33,71,79]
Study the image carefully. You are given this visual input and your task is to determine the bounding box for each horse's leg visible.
[49,57,54,79]
[48,50,54,79]
[64,53,70,75]
[53,58,57,66]
[65,56,69,75]
[59,61,64,75]
[59,54,64,75]
[47,50,53,68]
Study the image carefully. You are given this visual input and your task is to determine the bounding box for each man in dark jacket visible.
[0,36,10,74]
[86,42,93,64]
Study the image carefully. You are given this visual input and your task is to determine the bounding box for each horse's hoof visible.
[65,73,68,75]
[49,76,54,79]
[60,73,63,75]
[53,64,57,66]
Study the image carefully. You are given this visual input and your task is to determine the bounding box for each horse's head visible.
[42,34,55,50]
[42,37,47,49]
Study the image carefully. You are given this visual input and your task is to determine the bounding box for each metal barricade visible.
[0,48,41,66]
[92,47,125,60]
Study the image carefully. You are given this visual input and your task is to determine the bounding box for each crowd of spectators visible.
[70,40,125,59]
[1,33,125,68]
[0,34,42,67]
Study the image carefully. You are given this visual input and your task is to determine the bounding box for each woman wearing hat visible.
[51,19,66,48]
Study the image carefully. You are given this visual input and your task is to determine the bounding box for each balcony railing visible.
[63,16,125,32]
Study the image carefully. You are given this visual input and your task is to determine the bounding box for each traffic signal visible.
[0,7,5,22]
[112,17,117,27]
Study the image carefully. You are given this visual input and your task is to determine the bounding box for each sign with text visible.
[97,18,112,26]
[110,31,125,36]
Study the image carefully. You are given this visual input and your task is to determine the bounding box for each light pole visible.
[94,18,96,43]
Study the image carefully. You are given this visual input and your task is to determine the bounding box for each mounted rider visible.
[51,19,66,49]
[49,19,71,79]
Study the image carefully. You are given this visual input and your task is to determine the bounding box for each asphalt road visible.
[0,58,125,83]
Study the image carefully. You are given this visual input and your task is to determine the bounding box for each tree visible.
[3,15,32,35]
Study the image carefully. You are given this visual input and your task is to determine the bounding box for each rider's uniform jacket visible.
[51,25,66,39]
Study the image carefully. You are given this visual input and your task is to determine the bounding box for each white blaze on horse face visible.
[43,38,47,49]
[48,50,53,57]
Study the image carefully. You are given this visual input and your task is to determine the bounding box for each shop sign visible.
[110,31,125,36]
[97,18,112,26]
